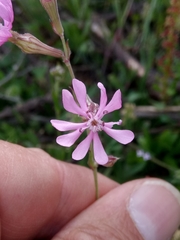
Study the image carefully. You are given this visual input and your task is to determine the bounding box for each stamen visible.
[87,117,103,132]
[91,119,98,126]
[119,119,122,125]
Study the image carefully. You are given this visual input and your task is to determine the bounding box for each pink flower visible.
[51,79,134,165]
[0,0,14,46]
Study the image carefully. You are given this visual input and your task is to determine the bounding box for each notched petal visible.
[96,82,107,118]
[72,79,88,112]
[72,132,93,160]
[56,129,82,147]
[104,90,122,115]
[103,127,134,145]
[50,119,86,131]
[62,89,86,116]
[93,133,108,165]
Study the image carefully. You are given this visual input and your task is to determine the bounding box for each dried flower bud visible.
[104,155,120,167]
[40,0,64,37]
[9,31,64,58]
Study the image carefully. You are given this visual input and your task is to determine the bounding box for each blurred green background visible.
[0,0,180,189]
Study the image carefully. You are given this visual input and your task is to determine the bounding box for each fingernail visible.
[128,180,180,240]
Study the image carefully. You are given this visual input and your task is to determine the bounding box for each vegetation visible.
[0,0,180,190]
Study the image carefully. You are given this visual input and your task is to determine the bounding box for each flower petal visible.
[72,79,88,112]
[96,82,107,118]
[51,119,86,131]
[0,0,14,24]
[93,133,108,165]
[0,0,13,47]
[56,129,83,147]
[0,0,12,7]
[104,120,122,128]
[104,90,122,115]
[72,132,93,160]
[62,89,86,117]
[0,27,12,45]
[103,127,134,144]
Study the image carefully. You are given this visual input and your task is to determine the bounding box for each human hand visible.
[0,140,180,240]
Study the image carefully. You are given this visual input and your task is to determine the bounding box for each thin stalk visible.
[131,143,176,172]
[88,143,99,200]
[93,165,99,200]
[61,35,68,59]
[66,62,75,79]
[60,35,75,79]
[52,78,61,119]
[150,157,175,172]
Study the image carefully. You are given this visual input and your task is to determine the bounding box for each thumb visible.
[53,179,180,240]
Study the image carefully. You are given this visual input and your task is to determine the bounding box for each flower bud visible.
[104,155,120,167]
[40,0,64,37]
[9,31,64,58]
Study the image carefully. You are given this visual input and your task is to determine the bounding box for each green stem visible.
[60,35,75,79]
[52,78,61,119]
[93,166,99,200]
[88,144,99,200]
[150,157,175,172]
[131,143,175,172]
[61,34,68,58]
[66,62,75,79]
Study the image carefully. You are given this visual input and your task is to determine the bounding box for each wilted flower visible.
[51,79,134,165]
[9,31,64,58]
[104,155,120,167]
[40,0,64,37]
[0,0,14,46]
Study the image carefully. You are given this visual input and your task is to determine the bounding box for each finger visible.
[0,140,118,239]
[53,179,180,240]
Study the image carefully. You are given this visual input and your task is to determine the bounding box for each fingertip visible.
[128,179,180,240]
[53,178,180,240]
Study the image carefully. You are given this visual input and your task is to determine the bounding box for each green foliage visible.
[0,0,180,190]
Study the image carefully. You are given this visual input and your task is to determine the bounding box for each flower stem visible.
[39,0,75,79]
[65,61,75,79]
[51,76,61,119]
[131,143,176,172]
[88,144,99,200]
[60,35,75,79]
[150,157,175,172]
[93,165,99,200]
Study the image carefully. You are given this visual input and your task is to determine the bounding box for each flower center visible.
[87,117,104,132]
[91,119,98,126]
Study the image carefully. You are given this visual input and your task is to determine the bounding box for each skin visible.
[0,140,179,240]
